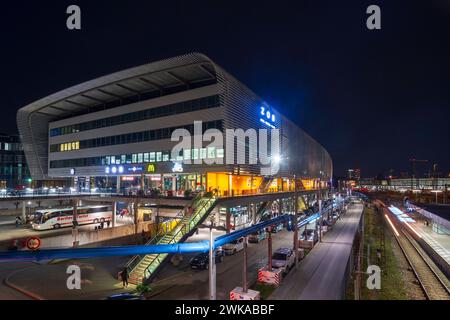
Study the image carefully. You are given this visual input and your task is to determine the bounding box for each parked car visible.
[299,229,318,244]
[271,248,295,274]
[223,237,245,255]
[190,249,225,270]
[248,230,266,243]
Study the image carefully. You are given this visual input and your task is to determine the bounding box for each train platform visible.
[409,217,450,267]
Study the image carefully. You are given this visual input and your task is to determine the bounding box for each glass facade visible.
[50,147,225,169]
[49,95,220,137]
[50,120,223,153]
[0,134,31,188]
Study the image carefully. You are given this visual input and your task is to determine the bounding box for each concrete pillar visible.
[172,176,177,193]
[22,201,26,222]
[215,207,221,226]
[112,202,117,228]
[226,207,231,234]
[252,203,257,224]
[116,176,121,194]
[140,173,145,193]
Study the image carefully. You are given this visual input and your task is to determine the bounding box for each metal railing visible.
[125,193,203,273]
[126,192,216,282]
[139,194,217,281]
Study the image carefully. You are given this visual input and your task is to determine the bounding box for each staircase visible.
[259,177,275,193]
[127,195,217,285]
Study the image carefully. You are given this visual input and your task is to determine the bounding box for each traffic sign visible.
[26,237,41,251]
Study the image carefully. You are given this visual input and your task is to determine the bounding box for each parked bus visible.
[32,205,112,230]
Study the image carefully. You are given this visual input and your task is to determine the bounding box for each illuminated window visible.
[207,147,216,159]
[184,149,191,160]
[144,153,149,162]
[137,153,143,163]
[149,152,156,162]
[132,154,137,163]
[192,149,199,160]
[156,152,162,162]
[200,148,207,159]
[163,153,169,162]
[217,148,224,158]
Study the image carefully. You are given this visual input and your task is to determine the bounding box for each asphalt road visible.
[0,261,32,300]
[0,217,134,249]
[150,230,295,300]
[271,202,364,300]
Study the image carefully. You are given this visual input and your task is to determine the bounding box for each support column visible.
[226,207,231,234]
[243,236,248,293]
[140,173,145,194]
[112,202,117,228]
[268,227,273,271]
[21,201,26,222]
[215,207,221,226]
[116,176,121,194]
[72,199,78,248]
[252,203,257,224]
[172,175,177,193]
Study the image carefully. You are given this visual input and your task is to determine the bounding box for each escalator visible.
[127,194,217,285]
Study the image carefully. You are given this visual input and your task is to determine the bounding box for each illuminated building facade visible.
[17,53,332,195]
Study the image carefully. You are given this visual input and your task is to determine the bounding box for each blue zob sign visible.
[260,104,276,129]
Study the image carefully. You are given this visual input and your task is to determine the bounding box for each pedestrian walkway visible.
[270,203,364,300]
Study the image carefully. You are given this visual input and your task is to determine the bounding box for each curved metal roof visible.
[17,53,220,179]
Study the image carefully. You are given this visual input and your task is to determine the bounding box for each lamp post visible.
[208,214,216,300]
[293,174,299,269]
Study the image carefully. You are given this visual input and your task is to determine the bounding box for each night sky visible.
[1,1,449,177]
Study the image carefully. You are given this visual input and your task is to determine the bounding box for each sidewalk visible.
[4,257,134,300]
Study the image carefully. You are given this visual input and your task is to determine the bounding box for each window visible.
[192,149,199,160]
[207,147,216,159]
[137,153,143,163]
[200,148,207,159]
[149,152,156,162]
[144,153,149,162]
[184,149,191,161]
[156,152,162,162]
[163,153,169,162]
[132,154,137,163]
[49,95,220,137]
[217,148,224,158]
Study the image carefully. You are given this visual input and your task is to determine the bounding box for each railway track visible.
[396,228,450,300]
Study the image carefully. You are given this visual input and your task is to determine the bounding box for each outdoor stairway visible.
[128,196,217,285]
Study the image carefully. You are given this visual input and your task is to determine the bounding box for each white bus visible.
[32,205,113,230]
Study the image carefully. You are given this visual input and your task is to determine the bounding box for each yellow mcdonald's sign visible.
[147,164,156,173]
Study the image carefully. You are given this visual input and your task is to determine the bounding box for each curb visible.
[4,268,45,300]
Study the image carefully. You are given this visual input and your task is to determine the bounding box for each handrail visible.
[126,192,203,273]
[139,193,217,280]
